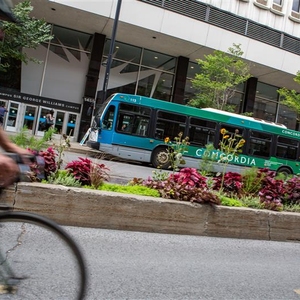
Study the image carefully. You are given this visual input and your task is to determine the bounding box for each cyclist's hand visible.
[0,153,19,187]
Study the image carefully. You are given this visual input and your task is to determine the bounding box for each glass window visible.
[256,82,279,101]
[102,106,115,130]
[188,117,216,147]
[249,131,272,158]
[137,69,173,101]
[155,111,186,140]
[253,99,277,122]
[103,40,141,64]
[142,49,176,71]
[117,104,151,136]
[276,136,298,160]
[52,25,93,51]
[67,114,77,136]
[273,0,282,5]
[292,0,300,11]
[277,104,297,129]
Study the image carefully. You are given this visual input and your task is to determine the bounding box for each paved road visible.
[67,226,300,300]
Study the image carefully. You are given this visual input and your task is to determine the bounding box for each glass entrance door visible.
[36,106,51,136]
[6,102,20,132]
[22,105,38,133]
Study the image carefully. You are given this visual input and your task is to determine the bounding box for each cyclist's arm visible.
[0,127,30,156]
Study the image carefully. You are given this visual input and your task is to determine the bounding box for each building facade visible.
[1,0,300,141]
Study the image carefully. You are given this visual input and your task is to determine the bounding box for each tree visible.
[188,43,251,112]
[0,0,52,72]
[277,72,300,128]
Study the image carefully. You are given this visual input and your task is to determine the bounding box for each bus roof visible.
[111,93,300,139]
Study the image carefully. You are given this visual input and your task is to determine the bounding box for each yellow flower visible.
[164,137,170,143]
[238,139,246,145]
[220,128,227,135]
[223,135,230,139]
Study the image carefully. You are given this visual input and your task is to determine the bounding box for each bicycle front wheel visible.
[0,211,87,300]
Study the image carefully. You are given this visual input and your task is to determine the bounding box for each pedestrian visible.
[45,109,55,131]
[0,104,8,127]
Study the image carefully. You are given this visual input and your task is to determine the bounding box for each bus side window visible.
[249,131,272,158]
[276,137,298,160]
[189,117,216,147]
[156,111,187,140]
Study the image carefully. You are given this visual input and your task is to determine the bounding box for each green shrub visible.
[47,170,81,187]
[11,126,56,150]
[219,195,243,207]
[98,183,160,197]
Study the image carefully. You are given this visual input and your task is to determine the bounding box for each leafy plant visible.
[55,133,71,170]
[219,195,243,207]
[89,162,110,189]
[241,167,265,196]
[218,128,245,189]
[152,169,170,181]
[189,43,251,111]
[164,132,190,172]
[47,170,81,187]
[10,126,54,150]
[199,143,216,176]
[98,183,160,197]
[213,172,243,196]
[169,168,207,188]
[283,176,300,205]
[39,147,57,178]
[0,0,53,72]
[258,176,284,211]
[66,157,109,186]
[142,168,220,205]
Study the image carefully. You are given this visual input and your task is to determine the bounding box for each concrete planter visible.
[2,183,300,242]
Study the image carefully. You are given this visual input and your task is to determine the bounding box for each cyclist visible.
[0,127,30,187]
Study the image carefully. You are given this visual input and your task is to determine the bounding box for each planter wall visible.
[2,182,300,242]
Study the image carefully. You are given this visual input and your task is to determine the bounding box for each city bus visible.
[87,93,300,175]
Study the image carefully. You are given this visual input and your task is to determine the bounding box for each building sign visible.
[0,89,81,113]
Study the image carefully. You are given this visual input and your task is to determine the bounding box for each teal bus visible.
[87,93,300,175]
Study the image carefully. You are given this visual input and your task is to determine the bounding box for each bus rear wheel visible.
[277,167,293,177]
[151,147,171,169]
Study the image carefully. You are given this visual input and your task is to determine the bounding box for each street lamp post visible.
[101,0,122,104]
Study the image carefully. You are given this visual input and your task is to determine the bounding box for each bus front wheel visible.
[151,147,171,169]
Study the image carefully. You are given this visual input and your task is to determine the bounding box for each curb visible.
[2,182,300,242]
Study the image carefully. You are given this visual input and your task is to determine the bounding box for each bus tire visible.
[151,147,171,169]
[277,167,293,177]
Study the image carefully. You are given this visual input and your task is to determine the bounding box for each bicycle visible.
[0,153,87,299]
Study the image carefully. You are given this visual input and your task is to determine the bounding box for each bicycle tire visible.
[0,211,87,300]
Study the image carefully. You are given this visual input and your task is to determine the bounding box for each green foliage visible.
[277,71,300,118]
[151,169,170,181]
[189,43,251,111]
[218,128,246,189]
[164,132,190,171]
[0,0,53,72]
[98,183,160,197]
[10,126,55,150]
[219,195,243,207]
[46,170,81,187]
[199,143,216,176]
[241,167,264,196]
[238,195,262,209]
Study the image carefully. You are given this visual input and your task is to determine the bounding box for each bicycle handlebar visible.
[3,152,45,183]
